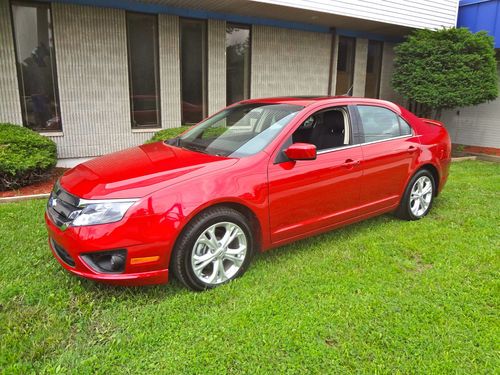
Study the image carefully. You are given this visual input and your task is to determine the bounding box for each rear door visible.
[353,105,420,213]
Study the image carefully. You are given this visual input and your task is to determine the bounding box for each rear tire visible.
[395,169,436,221]
[171,207,255,291]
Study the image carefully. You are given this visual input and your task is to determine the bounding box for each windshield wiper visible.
[180,142,209,154]
[165,137,181,146]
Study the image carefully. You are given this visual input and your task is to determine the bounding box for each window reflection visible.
[357,105,407,142]
[365,40,383,98]
[335,36,356,96]
[226,24,251,105]
[126,12,161,128]
[180,19,207,124]
[11,2,61,131]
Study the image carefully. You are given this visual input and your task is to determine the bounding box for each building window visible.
[180,18,207,124]
[226,24,251,105]
[365,40,383,98]
[126,12,160,129]
[335,36,356,95]
[11,2,61,132]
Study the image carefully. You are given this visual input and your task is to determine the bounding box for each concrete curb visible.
[0,193,50,204]
[451,155,499,163]
[451,156,477,162]
[470,153,500,163]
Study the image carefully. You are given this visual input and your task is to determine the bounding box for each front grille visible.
[46,182,81,228]
[50,238,75,267]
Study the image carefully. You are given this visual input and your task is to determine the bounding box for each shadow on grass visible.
[74,212,404,302]
[70,190,452,304]
[257,214,391,262]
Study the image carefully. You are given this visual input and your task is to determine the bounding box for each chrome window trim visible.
[359,134,414,146]
[316,134,414,156]
[317,143,360,155]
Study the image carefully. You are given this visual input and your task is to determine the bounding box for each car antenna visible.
[344,85,354,96]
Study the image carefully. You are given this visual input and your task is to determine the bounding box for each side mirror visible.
[284,143,317,161]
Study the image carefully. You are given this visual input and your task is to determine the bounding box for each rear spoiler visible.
[419,118,444,127]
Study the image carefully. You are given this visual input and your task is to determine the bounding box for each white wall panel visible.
[379,42,404,104]
[253,0,458,29]
[159,14,182,128]
[0,0,22,124]
[208,19,227,115]
[251,25,331,97]
[352,38,368,97]
[50,3,154,158]
[441,65,500,149]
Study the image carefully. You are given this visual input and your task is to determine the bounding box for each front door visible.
[267,106,363,244]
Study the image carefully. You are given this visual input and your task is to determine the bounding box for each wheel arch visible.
[170,200,264,266]
[418,163,440,196]
[210,202,263,253]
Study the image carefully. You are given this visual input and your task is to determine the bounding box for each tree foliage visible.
[392,28,498,117]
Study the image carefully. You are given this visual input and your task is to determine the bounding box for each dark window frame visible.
[125,11,161,129]
[335,36,356,95]
[226,22,252,106]
[365,40,384,99]
[179,17,208,125]
[10,0,63,132]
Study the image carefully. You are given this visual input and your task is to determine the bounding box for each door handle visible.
[343,159,360,168]
[407,145,417,153]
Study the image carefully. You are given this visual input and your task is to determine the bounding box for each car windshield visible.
[176,103,303,157]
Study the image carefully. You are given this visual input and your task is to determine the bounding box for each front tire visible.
[171,207,255,291]
[396,169,435,220]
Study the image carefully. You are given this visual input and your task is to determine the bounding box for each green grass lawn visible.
[0,161,498,374]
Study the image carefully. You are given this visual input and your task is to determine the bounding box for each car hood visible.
[60,142,238,199]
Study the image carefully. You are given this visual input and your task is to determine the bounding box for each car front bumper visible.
[45,212,170,286]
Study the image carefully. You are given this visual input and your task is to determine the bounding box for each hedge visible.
[0,124,57,191]
[146,127,188,143]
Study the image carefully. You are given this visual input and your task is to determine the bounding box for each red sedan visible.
[46,96,451,290]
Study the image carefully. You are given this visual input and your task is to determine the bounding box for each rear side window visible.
[399,117,413,136]
[357,105,412,142]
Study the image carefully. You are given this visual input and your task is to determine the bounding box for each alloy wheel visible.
[190,221,248,285]
[409,176,433,217]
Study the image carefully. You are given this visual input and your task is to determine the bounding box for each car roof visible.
[239,96,401,111]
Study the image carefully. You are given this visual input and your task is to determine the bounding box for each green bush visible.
[147,127,188,143]
[0,123,57,191]
[392,28,498,119]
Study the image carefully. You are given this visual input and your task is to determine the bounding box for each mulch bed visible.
[0,168,68,198]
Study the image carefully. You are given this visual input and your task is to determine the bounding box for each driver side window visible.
[291,107,350,152]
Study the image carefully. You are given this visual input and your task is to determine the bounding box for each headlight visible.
[71,200,137,227]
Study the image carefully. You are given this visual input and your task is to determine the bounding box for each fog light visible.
[81,249,127,273]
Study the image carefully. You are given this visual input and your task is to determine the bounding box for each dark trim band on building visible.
[48,0,331,33]
[46,0,405,43]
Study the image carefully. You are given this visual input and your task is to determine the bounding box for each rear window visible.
[357,105,412,142]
